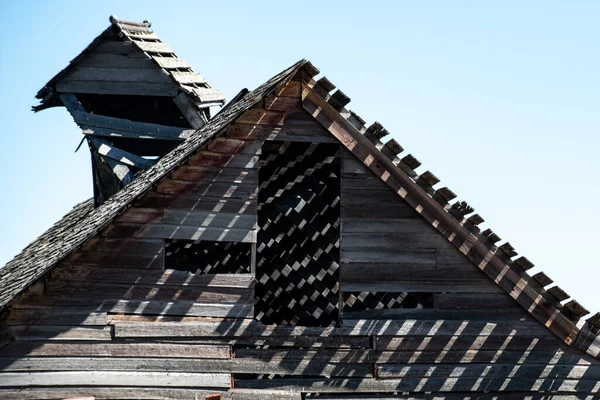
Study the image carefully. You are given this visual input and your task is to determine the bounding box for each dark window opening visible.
[165,239,251,274]
[255,141,341,327]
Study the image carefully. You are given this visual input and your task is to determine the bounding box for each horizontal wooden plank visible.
[102,222,257,243]
[342,307,524,320]
[0,371,230,388]
[226,123,336,143]
[341,202,418,219]
[343,218,437,234]
[152,56,191,69]
[170,166,257,183]
[115,318,550,339]
[434,293,518,309]
[78,52,154,68]
[156,179,257,198]
[51,267,255,288]
[10,326,112,341]
[235,376,597,393]
[187,151,259,168]
[341,248,436,264]
[342,232,451,249]
[94,41,139,54]
[237,109,287,125]
[75,112,194,140]
[207,138,262,155]
[275,80,301,97]
[64,66,172,83]
[375,334,564,351]
[0,388,228,400]
[135,193,257,213]
[0,341,230,358]
[7,311,107,326]
[117,208,257,230]
[44,281,253,304]
[340,263,497,287]
[13,298,253,318]
[0,357,370,377]
[57,80,179,97]
[376,363,600,380]
[66,247,163,269]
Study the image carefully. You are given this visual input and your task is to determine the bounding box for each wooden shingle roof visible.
[33,16,225,112]
[1,59,305,311]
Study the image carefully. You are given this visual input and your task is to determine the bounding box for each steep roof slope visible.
[0,59,306,310]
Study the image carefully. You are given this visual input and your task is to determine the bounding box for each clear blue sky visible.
[1,1,598,314]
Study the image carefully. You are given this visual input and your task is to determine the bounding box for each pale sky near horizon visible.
[0,1,598,314]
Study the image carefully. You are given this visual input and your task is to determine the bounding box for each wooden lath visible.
[297,64,589,347]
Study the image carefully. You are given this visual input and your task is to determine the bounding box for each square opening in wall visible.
[165,239,252,274]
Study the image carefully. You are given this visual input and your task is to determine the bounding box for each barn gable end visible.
[1,17,600,399]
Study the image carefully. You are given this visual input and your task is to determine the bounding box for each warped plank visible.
[0,357,371,377]
[89,137,155,169]
[0,371,230,388]
[0,341,230,358]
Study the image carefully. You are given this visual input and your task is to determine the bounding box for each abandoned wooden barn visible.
[1,16,599,399]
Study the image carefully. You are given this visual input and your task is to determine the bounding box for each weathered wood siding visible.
[57,40,180,96]
[1,75,599,399]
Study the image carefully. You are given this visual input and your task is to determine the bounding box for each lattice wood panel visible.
[256,141,340,327]
[165,239,251,274]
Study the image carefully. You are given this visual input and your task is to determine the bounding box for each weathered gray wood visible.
[133,41,174,53]
[10,326,112,341]
[7,311,108,326]
[376,363,600,380]
[44,281,253,304]
[235,376,595,393]
[226,123,336,143]
[64,66,173,83]
[0,357,371,377]
[0,341,230,358]
[152,56,191,69]
[375,334,564,351]
[78,52,154,69]
[173,92,206,129]
[115,318,550,339]
[52,267,255,288]
[187,87,226,103]
[134,193,257,213]
[434,293,518,309]
[89,137,155,169]
[341,248,436,264]
[12,298,253,318]
[170,166,257,183]
[56,80,179,96]
[74,112,195,140]
[342,307,524,320]
[82,125,184,141]
[0,371,231,388]
[343,218,438,234]
[187,151,259,168]
[94,40,139,54]
[170,71,206,84]
[116,208,257,231]
[342,232,451,249]
[156,179,257,198]
[0,388,228,400]
[102,222,257,243]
